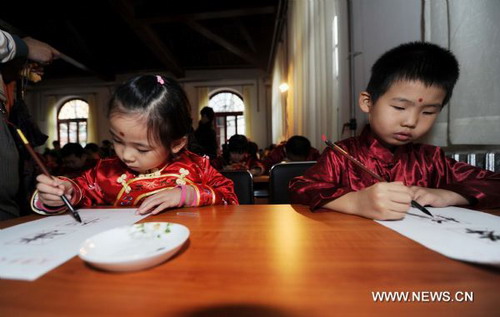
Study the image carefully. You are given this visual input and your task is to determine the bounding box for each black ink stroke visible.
[465,229,500,242]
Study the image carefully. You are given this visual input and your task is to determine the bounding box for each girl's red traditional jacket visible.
[32,150,238,214]
[290,126,500,210]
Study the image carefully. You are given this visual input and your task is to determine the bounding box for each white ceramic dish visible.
[79,222,189,272]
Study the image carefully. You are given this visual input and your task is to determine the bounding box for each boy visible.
[290,42,500,220]
[263,135,320,173]
[212,134,264,176]
[58,143,98,178]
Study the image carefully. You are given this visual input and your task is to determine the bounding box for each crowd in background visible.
[189,106,320,177]
[39,105,319,182]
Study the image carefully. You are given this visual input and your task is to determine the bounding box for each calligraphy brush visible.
[321,135,433,217]
[16,129,82,223]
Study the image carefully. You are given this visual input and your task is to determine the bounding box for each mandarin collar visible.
[359,125,409,165]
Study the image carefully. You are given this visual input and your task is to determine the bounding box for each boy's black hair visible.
[227,134,248,154]
[84,143,100,153]
[248,141,259,159]
[366,42,460,106]
[285,135,311,158]
[61,143,85,158]
[108,75,193,151]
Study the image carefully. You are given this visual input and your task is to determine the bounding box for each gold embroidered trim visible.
[114,173,196,206]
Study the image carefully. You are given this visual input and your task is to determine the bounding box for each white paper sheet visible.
[376,206,500,266]
[0,208,148,281]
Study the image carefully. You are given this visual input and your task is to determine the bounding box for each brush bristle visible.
[321,134,327,142]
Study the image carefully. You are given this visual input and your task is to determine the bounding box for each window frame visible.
[209,91,245,144]
[57,98,89,146]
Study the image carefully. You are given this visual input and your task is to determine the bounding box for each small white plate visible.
[79,222,189,272]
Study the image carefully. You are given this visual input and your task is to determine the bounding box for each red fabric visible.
[290,126,500,210]
[263,143,320,173]
[3,82,15,112]
[33,150,238,211]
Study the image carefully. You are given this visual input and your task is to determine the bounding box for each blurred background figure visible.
[84,142,101,160]
[193,106,218,159]
[263,135,320,174]
[212,134,264,176]
[58,143,98,178]
[52,140,61,151]
[100,139,115,158]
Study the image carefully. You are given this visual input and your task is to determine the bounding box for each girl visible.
[33,75,238,215]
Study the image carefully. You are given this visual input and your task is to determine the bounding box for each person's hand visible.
[137,186,194,215]
[355,182,413,220]
[22,37,60,63]
[36,174,73,207]
[249,167,263,176]
[410,186,468,207]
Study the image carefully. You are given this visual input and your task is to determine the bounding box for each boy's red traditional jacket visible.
[32,150,238,214]
[290,126,500,210]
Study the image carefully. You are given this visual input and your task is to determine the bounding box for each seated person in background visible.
[42,149,61,174]
[263,135,320,173]
[100,139,115,158]
[248,141,260,160]
[261,143,276,160]
[58,143,98,178]
[84,143,101,160]
[290,42,500,220]
[212,134,264,176]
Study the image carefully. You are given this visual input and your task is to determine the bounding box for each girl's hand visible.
[36,174,73,207]
[410,186,469,207]
[137,186,194,215]
[356,182,413,220]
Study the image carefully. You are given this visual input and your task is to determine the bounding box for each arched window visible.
[57,99,89,146]
[209,91,245,144]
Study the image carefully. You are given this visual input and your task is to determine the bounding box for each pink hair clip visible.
[156,75,164,85]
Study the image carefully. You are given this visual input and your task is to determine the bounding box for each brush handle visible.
[16,129,82,223]
[324,138,434,218]
[325,139,385,182]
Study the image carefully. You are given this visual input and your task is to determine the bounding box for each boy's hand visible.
[36,174,73,207]
[356,182,413,220]
[410,186,469,207]
[137,186,194,215]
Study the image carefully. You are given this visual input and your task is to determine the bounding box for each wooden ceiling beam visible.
[141,6,276,24]
[186,20,262,69]
[235,20,257,53]
[111,0,184,77]
[0,19,115,81]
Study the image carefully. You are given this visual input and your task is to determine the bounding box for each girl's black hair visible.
[108,75,193,151]
[366,42,460,106]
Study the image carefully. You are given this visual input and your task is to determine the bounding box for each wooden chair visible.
[269,161,316,204]
[221,170,254,204]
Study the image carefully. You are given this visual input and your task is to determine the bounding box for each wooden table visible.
[1,205,499,316]
[253,175,270,183]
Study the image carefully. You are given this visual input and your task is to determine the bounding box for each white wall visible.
[350,0,421,133]
[182,69,270,149]
[26,78,114,151]
[26,68,271,152]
